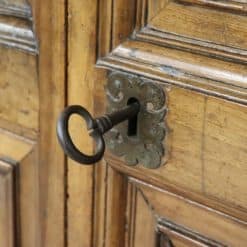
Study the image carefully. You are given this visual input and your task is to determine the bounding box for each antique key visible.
[56,102,140,165]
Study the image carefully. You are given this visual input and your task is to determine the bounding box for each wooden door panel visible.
[127,177,247,247]
[0,1,41,246]
[95,76,247,219]
[92,0,247,246]
[0,46,38,137]
[1,0,242,245]
[97,0,247,100]
[0,1,38,138]
[149,1,247,50]
[0,130,40,246]
[96,167,246,247]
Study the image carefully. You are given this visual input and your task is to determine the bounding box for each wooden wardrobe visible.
[0,0,246,246]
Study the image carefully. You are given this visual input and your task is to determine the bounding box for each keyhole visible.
[127,97,139,137]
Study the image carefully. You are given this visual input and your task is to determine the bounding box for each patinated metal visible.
[56,102,140,165]
[105,72,167,169]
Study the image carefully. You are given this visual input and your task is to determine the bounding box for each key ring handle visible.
[56,105,105,164]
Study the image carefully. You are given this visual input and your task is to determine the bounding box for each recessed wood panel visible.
[0,129,40,247]
[126,179,247,246]
[149,1,247,51]
[0,0,38,137]
[0,46,38,134]
[102,83,247,216]
[166,87,247,210]
[87,0,247,246]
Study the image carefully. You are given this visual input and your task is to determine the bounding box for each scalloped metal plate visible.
[104,72,167,169]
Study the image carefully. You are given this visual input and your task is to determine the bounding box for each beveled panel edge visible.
[0,159,14,176]
[98,0,247,63]
[132,177,247,242]
[135,0,247,64]
[0,127,36,164]
[96,46,247,105]
[106,154,247,222]
[136,26,247,64]
[178,0,247,13]
[97,0,247,105]
[0,137,38,247]
[157,218,224,246]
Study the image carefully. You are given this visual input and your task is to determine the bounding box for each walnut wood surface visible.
[93,0,247,246]
[0,0,42,246]
[1,0,247,246]
[0,46,38,135]
[0,0,66,245]
[150,1,247,51]
[66,0,102,246]
[0,130,40,247]
[33,0,67,245]
[129,178,247,246]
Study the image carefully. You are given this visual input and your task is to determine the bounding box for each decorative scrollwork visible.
[105,72,167,169]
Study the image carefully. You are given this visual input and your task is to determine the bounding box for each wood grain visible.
[95,0,247,246]
[98,40,247,104]
[0,46,38,133]
[93,66,108,247]
[150,1,247,51]
[147,0,169,22]
[0,129,40,246]
[0,0,65,246]
[0,161,14,247]
[133,179,247,246]
[17,146,41,247]
[112,0,136,49]
[132,183,156,247]
[93,161,108,247]
[157,224,208,247]
[67,0,102,246]
[104,166,128,247]
[98,0,112,57]
[33,0,66,245]
[6,0,244,245]
[0,129,33,161]
[103,84,247,220]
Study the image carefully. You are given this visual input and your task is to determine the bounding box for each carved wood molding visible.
[0,2,31,18]
[178,0,247,13]
[96,0,247,105]
[0,129,40,246]
[126,177,247,246]
[98,41,247,105]
[156,219,223,247]
[0,2,37,53]
[136,26,247,63]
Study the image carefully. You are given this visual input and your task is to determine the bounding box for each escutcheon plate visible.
[105,72,167,169]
